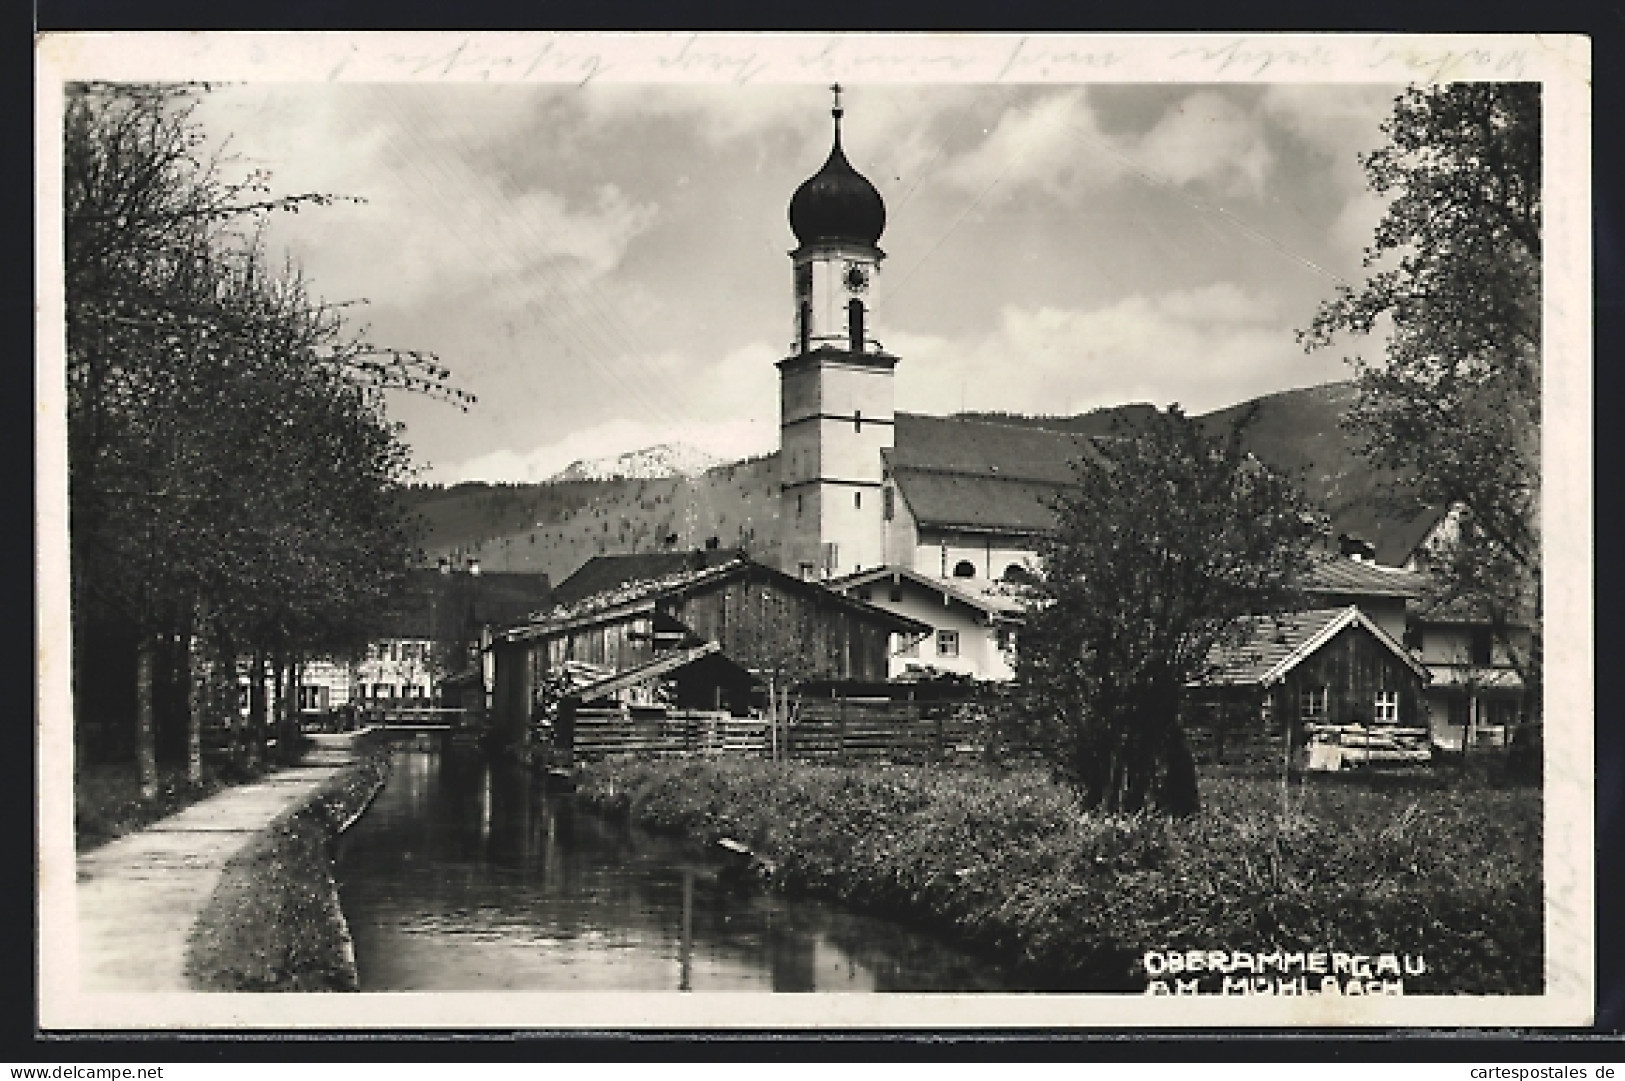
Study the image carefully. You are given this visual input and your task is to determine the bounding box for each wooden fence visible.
[565,707,766,763]
[783,697,988,765]
[560,693,1014,767]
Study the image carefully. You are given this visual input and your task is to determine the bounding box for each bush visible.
[577,760,1541,993]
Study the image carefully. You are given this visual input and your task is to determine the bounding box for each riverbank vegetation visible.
[577,758,1541,994]
[184,744,390,991]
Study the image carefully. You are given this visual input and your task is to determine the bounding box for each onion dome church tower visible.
[779,86,897,580]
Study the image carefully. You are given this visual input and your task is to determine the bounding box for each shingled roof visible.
[1302,553,1431,598]
[501,554,932,642]
[1197,606,1428,688]
[550,549,745,608]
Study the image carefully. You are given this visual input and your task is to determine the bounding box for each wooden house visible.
[1185,605,1432,770]
[489,552,932,747]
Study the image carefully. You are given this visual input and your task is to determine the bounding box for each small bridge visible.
[359,706,470,732]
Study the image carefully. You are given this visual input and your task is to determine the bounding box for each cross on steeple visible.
[830,82,844,143]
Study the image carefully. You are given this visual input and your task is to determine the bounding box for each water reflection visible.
[335,747,1027,992]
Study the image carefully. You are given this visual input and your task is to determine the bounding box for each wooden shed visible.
[489,553,932,747]
[1185,606,1432,770]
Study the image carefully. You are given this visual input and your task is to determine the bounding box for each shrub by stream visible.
[576,759,1542,994]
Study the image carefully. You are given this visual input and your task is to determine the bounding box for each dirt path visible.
[74,731,373,991]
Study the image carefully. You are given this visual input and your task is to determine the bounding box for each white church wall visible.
[912,531,1041,582]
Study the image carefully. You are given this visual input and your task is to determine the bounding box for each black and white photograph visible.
[34,32,1593,1030]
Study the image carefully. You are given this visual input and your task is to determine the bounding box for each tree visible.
[64,83,469,793]
[1300,83,1541,741]
[1016,406,1320,815]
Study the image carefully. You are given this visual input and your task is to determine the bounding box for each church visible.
[774,89,1106,679]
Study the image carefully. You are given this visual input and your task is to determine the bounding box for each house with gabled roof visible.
[826,564,1027,681]
[1184,605,1431,768]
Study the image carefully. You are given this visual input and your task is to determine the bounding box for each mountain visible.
[551,442,723,483]
[402,380,1435,583]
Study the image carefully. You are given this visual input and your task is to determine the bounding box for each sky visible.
[191,79,1404,484]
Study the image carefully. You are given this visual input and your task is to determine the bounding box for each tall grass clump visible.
[577,759,1541,993]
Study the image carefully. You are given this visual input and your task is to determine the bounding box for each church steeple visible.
[778,88,896,581]
[788,84,886,251]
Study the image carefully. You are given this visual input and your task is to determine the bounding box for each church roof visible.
[891,471,1066,534]
[889,413,1103,484]
[885,413,1105,534]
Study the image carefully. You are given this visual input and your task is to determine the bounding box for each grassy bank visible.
[577,759,1542,993]
[184,743,391,992]
[76,735,316,852]
[75,764,228,852]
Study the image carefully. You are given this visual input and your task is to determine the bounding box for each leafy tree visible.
[64,83,468,795]
[1016,406,1320,815]
[1300,83,1541,737]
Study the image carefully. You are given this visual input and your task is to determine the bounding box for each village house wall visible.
[842,579,1013,681]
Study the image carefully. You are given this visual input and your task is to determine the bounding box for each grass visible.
[75,763,231,852]
[75,735,316,852]
[183,744,391,992]
[576,758,1542,994]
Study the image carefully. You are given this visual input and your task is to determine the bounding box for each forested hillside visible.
[406,381,1430,583]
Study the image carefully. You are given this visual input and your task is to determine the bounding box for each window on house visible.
[937,630,960,657]
[373,683,389,700]
[798,561,816,581]
[889,586,903,603]
[952,560,976,578]
[854,409,862,433]
[854,490,862,510]
[896,634,919,658]
[996,627,1016,653]
[796,493,803,515]
[1002,563,1033,584]
[1374,690,1399,724]
[883,487,895,521]
[1469,628,1493,666]
[1299,686,1328,721]
[858,588,872,601]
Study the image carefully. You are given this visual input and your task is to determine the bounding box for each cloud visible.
[198,87,659,312]
[1136,90,1274,199]
[890,282,1344,418]
[939,88,1274,204]
[940,91,1119,198]
[425,338,781,483]
[1260,84,1397,170]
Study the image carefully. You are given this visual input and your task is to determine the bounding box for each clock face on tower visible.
[843,263,871,293]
